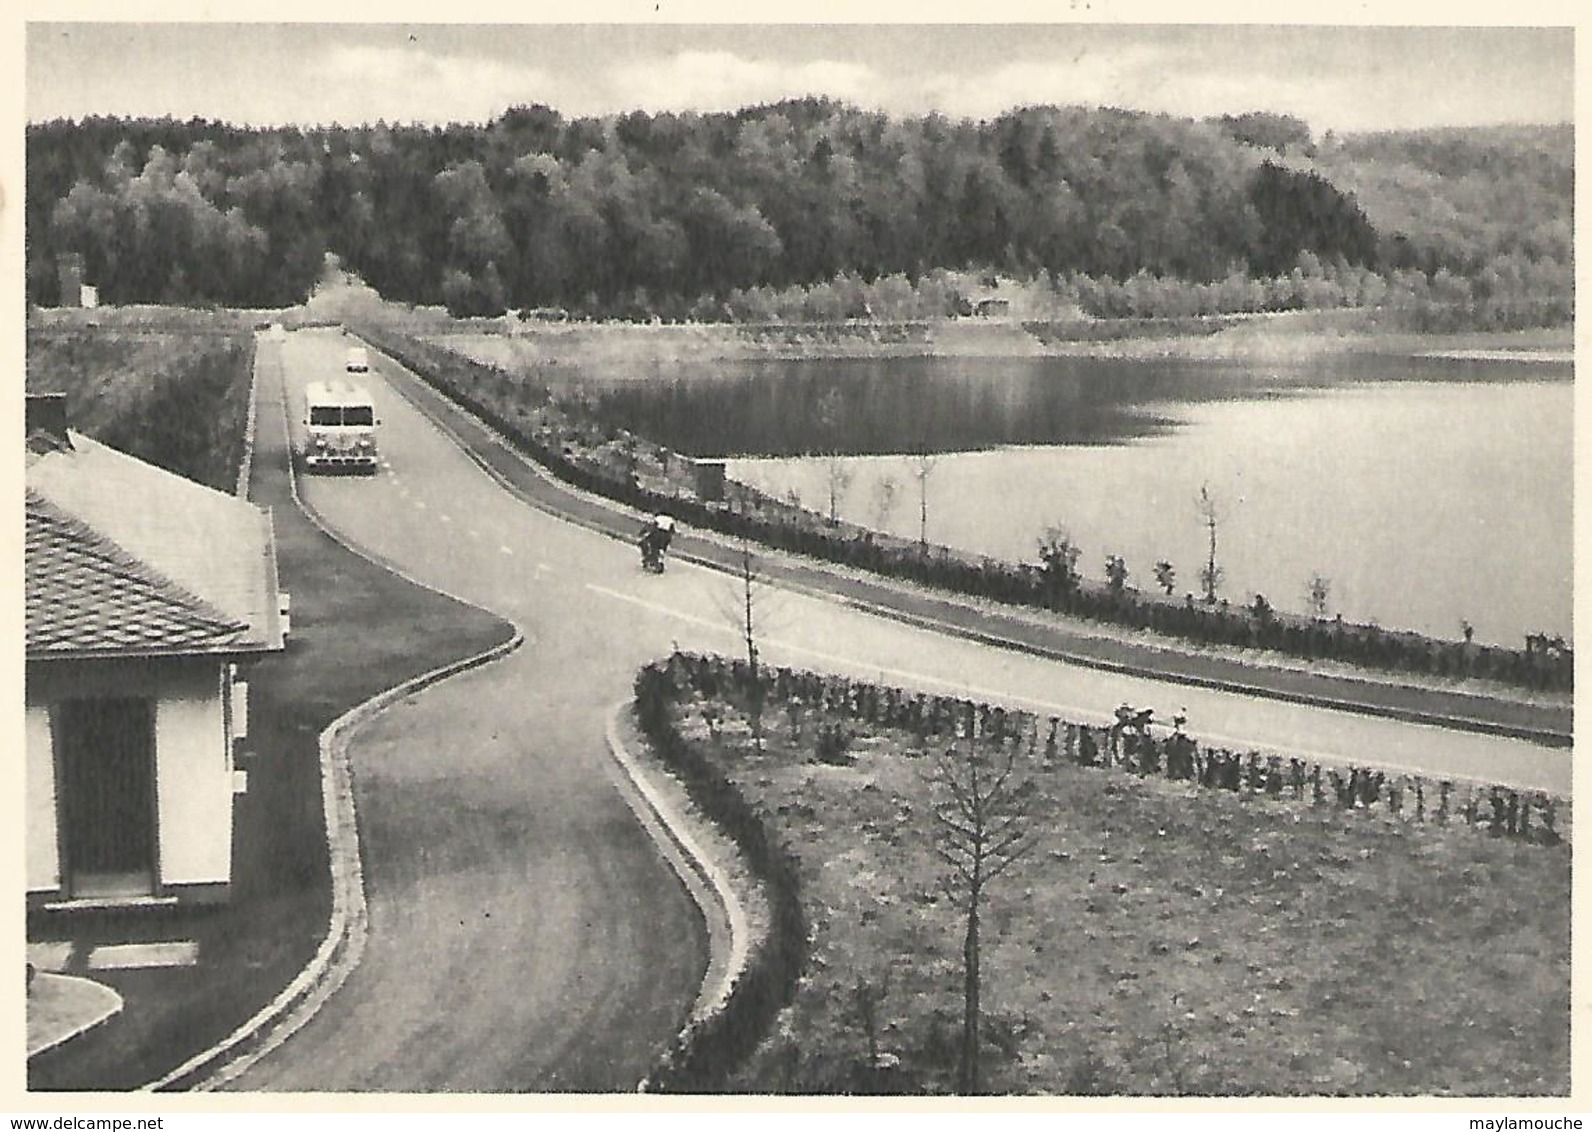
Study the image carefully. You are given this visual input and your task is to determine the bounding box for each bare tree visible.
[871,473,901,531]
[713,534,775,753]
[1196,482,1224,604]
[927,742,1040,1094]
[909,448,938,550]
[823,454,855,526]
[817,387,854,525]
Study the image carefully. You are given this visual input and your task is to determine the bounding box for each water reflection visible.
[569,354,1557,459]
[563,352,1570,643]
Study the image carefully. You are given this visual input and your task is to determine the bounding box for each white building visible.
[26,400,284,907]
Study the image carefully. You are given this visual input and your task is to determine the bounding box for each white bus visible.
[345,345,370,373]
[303,380,379,473]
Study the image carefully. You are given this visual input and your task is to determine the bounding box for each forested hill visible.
[24,102,1571,326]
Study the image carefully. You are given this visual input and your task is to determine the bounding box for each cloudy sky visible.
[24,18,1575,134]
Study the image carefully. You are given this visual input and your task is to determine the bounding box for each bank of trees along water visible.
[26,105,1570,329]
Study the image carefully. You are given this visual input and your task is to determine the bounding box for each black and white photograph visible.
[14,9,1579,1112]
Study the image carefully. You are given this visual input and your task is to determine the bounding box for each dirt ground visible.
[669,689,1570,1097]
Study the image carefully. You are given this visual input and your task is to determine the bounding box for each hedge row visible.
[661,651,1570,847]
[353,320,1571,693]
[632,662,810,1093]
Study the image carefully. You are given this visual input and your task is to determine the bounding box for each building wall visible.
[26,656,234,896]
[155,671,232,887]
[26,705,59,892]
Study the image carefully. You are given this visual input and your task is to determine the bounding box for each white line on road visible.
[440,513,453,523]
[500,545,514,556]
[414,500,427,511]
[582,582,1542,786]
[586,582,1140,730]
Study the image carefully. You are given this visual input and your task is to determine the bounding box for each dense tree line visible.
[26,104,1571,324]
[1313,124,1573,328]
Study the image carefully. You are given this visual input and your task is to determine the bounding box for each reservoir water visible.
[576,354,1572,646]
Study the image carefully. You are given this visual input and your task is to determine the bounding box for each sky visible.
[21,17,1578,136]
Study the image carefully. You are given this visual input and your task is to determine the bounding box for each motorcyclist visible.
[652,512,676,552]
[639,512,675,571]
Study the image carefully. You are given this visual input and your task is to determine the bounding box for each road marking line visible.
[440,513,453,523]
[500,545,514,556]
[414,500,427,511]
[580,582,1541,782]
[585,583,1108,723]
[87,941,199,970]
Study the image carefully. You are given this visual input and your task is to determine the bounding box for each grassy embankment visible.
[649,669,1569,1097]
[25,307,262,490]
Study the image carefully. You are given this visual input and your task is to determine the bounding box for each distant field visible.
[26,307,258,492]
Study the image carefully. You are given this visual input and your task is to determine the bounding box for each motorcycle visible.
[639,532,666,574]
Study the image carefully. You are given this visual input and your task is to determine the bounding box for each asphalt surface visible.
[231,326,1571,1091]
[223,331,707,1092]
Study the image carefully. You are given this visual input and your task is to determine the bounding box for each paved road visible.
[225,332,707,1092]
[235,326,1570,1089]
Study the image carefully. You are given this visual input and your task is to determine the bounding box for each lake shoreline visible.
[424,310,1573,372]
[363,316,1573,709]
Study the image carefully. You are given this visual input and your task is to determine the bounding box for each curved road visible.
[226,332,708,1092]
[232,327,1569,1091]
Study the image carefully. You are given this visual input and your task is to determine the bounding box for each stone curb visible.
[337,340,757,1087]
[142,335,524,1092]
[602,703,751,1046]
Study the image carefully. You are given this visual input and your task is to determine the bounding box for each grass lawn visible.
[665,688,1570,1096]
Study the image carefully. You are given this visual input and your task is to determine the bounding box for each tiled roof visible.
[26,432,283,659]
[27,492,252,656]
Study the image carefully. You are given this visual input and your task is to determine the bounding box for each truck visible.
[303,380,379,473]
